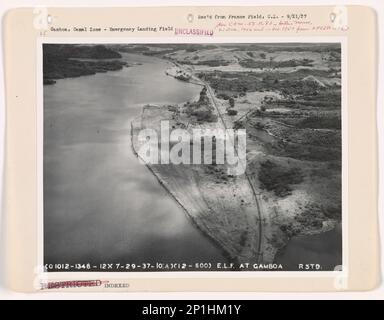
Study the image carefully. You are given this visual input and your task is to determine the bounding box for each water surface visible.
[44,53,227,269]
[275,224,342,271]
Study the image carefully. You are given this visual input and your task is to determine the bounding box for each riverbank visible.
[43,43,342,269]
[44,50,229,268]
[130,46,341,267]
[131,95,276,264]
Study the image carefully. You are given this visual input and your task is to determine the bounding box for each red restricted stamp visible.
[40,280,104,290]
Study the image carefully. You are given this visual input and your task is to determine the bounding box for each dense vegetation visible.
[43,44,125,84]
[295,115,341,129]
[198,70,341,113]
[44,44,121,59]
[184,87,218,123]
[258,160,303,197]
[224,43,341,55]
[179,59,231,67]
[239,58,314,69]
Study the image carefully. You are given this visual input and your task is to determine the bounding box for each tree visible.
[259,53,266,59]
[229,97,235,108]
[269,56,274,69]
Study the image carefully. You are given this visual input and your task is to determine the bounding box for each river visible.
[43,53,227,269]
[275,223,342,271]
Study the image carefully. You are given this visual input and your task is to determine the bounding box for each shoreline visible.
[129,117,234,266]
[130,99,275,264]
[43,44,129,85]
[130,54,340,267]
[43,59,129,85]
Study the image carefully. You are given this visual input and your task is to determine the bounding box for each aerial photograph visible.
[43,43,342,271]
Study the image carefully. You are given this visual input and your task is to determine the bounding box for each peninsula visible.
[129,43,342,267]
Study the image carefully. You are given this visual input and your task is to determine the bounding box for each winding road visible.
[201,78,265,263]
[167,61,268,263]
